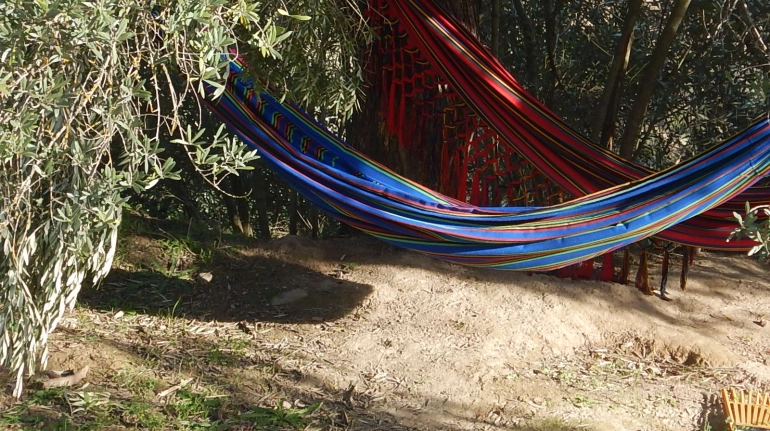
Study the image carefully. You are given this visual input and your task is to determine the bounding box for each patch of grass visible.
[555,366,578,386]
[0,403,65,431]
[90,270,193,314]
[240,402,321,429]
[154,235,214,280]
[114,370,161,397]
[206,347,230,365]
[66,390,112,414]
[1,306,326,431]
[118,213,153,236]
[341,263,359,272]
[523,417,597,430]
[0,388,118,431]
[649,393,677,408]
[451,320,467,330]
[569,393,595,408]
[29,388,66,404]
[120,401,169,430]
[113,216,216,283]
[205,340,250,366]
[1,383,321,431]
[165,389,227,429]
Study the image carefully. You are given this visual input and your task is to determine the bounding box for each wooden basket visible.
[721,388,770,431]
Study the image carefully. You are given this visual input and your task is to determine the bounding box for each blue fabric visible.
[201,63,770,270]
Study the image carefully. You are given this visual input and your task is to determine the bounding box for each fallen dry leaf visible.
[157,377,194,398]
[42,366,90,388]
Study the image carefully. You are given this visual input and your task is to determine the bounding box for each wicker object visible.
[722,388,770,430]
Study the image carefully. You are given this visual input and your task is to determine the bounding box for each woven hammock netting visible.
[360,0,700,292]
[366,0,566,209]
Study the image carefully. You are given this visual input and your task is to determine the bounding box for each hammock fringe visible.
[635,251,654,296]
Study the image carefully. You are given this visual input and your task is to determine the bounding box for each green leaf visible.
[276,8,310,21]
[273,30,293,45]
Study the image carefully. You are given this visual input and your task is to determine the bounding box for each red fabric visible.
[599,253,614,281]
[369,0,561,208]
[578,260,594,279]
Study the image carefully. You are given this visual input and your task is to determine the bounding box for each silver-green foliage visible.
[237,0,373,123]
[0,0,367,396]
[729,202,770,262]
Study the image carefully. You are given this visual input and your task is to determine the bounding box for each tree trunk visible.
[288,190,298,235]
[234,175,253,237]
[618,0,692,160]
[736,0,770,74]
[491,0,500,56]
[543,0,564,107]
[223,194,242,233]
[590,0,644,148]
[511,0,539,94]
[252,166,271,238]
[223,174,253,237]
[165,176,204,222]
[310,206,319,238]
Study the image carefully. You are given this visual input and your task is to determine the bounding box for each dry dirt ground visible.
[3,230,770,431]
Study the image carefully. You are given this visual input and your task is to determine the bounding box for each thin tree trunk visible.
[590,0,644,147]
[165,176,203,222]
[737,0,770,74]
[618,0,692,160]
[511,0,539,94]
[222,176,244,235]
[252,166,271,238]
[289,190,298,235]
[543,0,564,106]
[310,206,319,238]
[223,194,242,233]
[491,0,500,56]
[222,175,253,237]
[233,174,253,237]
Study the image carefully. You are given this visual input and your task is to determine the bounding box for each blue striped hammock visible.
[202,60,770,272]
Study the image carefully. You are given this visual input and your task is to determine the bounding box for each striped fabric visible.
[201,60,770,271]
[384,0,770,248]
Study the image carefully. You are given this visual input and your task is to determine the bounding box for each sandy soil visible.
[212,235,770,429]
[41,234,770,430]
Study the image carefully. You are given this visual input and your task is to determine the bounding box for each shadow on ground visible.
[40,330,601,431]
[26,226,740,431]
[79,249,374,325]
[83,227,770,360]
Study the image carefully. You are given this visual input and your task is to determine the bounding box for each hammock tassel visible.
[576,260,593,279]
[635,251,654,295]
[660,249,671,301]
[599,252,614,282]
[569,263,581,280]
[555,266,570,279]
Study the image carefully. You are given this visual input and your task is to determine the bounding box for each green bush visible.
[0,0,368,395]
[730,202,770,262]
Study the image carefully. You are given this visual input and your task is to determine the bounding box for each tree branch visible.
[618,0,692,160]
